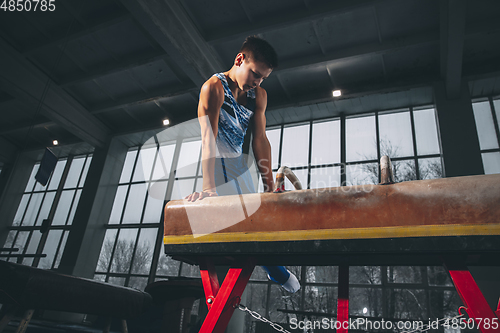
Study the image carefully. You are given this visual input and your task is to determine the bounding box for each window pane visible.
[482,152,500,174]
[3,230,17,249]
[310,166,341,189]
[54,231,69,268]
[304,286,337,314]
[180,263,200,277]
[350,288,383,317]
[350,266,381,284]
[419,157,443,179]
[494,99,500,129]
[346,163,378,185]
[266,128,281,170]
[306,266,338,283]
[120,150,138,183]
[133,147,157,182]
[311,120,340,165]
[143,181,168,223]
[285,168,308,190]
[427,266,453,286]
[156,255,181,276]
[281,124,310,168]
[387,289,427,320]
[129,277,148,290]
[131,228,157,274]
[67,189,81,225]
[473,101,499,150]
[392,160,417,182]
[97,229,118,272]
[13,194,30,226]
[64,157,85,189]
[170,179,195,200]
[53,190,73,226]
[23,231,42,266]
[151,144,175,181]
[25,164,39,191]
[110,228,138,273]
[23,193,44,226]
[109,185,127,224]
[36,192,55,226]
[122,183,147,223]
[176,140,201,178]
[39,230,63,269]
[413,108,440,155]
[387,266,423,283]
[346,116,376,162]
[48,160,67,190]
[78,156,92,187]
[379,111,414,157]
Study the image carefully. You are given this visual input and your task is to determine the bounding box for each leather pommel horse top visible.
[164,174,500,266]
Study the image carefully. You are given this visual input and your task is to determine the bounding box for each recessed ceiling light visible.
[163,119,170,126]
[332,90,342,97]
[53,140,59,146]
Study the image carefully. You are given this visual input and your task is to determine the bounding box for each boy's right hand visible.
[185,189,218,202]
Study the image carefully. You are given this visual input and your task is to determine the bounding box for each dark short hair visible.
[240,36,278,69]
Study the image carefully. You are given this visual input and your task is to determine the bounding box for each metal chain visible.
[237,303,465,333]
[237,304,291,333]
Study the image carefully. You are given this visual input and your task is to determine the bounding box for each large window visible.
[263,107,442,192]
[2,154,92,269]
[472,97,500,174]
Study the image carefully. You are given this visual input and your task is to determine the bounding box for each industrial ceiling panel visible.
[66,80,114,108]
[326,55,385,90]
[276,65,332,97]
[90,19,157,57]
[56,34,118,72]
[128,60,183,93]
[376,0,439,41]
[94,71,146,101]
[383,44,439,80]
[241,0,305,22]
[262,22,323,62]
[314,7,379,53]
[0,12,48,50]
[182,0,249,34]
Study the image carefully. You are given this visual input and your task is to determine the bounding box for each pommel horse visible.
[164,172,500,333]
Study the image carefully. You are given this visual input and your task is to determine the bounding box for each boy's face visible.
[235,53,273,92]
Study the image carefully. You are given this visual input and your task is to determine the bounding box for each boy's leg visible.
[262,266,300,293]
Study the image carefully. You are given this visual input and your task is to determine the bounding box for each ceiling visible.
[1,0,500,163]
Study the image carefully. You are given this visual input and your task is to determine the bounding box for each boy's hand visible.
[185,189,218,202]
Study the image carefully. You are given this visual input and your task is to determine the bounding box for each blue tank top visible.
[212,73,257,195]
[214,73,256,158]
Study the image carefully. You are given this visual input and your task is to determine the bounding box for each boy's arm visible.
[252,87,275,193]
[186,78,223,202]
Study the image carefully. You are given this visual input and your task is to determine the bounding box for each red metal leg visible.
[199,257,256,333]
[337,265,349,333]
[199,258,220,310]
[445,261,499,333]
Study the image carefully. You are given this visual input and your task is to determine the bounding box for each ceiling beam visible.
[440,0,466,99]
[120,0,224,87]
[206,0,396,45]
[0,38,109,148]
